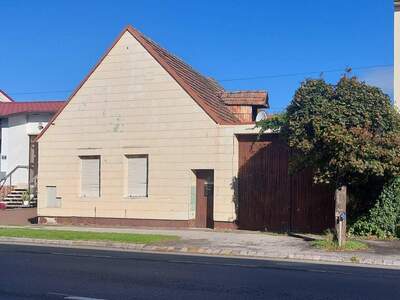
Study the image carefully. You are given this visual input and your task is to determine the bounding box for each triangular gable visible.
[37,25,255,141]
[125,26,238,125]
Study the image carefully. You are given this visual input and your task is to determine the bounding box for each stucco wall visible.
[395,7,400,109]
[37,31,255,222]
[1,113,51,185]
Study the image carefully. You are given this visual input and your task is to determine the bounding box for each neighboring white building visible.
[0,90,64,189]
[395,0,400,108]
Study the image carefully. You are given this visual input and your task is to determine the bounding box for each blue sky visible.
[0,0,394,112]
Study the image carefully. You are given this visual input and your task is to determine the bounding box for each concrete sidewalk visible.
[0,225,399,268]
[0,208,37,226]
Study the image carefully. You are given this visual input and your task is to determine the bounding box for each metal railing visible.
[0,165,29,192]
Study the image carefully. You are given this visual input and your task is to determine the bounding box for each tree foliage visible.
[349,177,400,238]
[257,76,400,187]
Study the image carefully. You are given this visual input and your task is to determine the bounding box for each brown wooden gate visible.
[237,134,334,233]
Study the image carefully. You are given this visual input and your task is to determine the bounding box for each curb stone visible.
[0,237,399,268]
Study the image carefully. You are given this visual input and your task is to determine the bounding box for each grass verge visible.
[311,239,368,251]
[0,228,178,244]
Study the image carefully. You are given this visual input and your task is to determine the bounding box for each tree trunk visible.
[335,185,347,246]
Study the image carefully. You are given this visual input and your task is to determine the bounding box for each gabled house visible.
[36,25,333,231]
[36,25,268,228]
[0,90,64,207]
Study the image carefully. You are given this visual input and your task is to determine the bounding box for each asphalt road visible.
[0,244,399,300]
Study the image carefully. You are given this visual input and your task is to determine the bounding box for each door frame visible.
[193,169,214,229]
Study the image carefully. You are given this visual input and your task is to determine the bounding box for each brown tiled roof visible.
[126,26,239,125]
[220,91,268,107]
[37,25,267,141]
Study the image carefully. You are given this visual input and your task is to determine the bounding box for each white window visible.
[46,186,60,208]
[126,155,148,197]
[80,156,100,198]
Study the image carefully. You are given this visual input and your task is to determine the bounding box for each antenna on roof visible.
[255,110,267,122]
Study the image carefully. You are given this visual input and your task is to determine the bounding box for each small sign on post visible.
[335,186,347,247]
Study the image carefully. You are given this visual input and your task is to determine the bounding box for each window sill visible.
[123,196,148,200]
[79,196,101,200]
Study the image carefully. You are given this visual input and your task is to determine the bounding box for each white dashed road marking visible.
[48,292,106,300]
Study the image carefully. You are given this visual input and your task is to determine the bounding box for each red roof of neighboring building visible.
[0,101,64,117]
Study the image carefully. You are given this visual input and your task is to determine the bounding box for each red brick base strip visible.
[38,216,237,230]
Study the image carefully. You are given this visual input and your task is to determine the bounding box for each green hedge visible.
[349,177,400,239]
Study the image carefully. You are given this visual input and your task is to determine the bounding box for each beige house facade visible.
[37,26,268,228]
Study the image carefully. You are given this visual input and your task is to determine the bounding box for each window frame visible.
[79,155,101,199]
[125,154,149,199]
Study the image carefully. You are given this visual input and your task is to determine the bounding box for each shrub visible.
[349,177,400,238]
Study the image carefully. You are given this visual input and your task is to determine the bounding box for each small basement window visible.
[126,155,148,198]
[80,156,100,198]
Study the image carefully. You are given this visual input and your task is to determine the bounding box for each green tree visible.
[257,76,400,244]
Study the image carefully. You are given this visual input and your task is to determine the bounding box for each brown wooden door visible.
[195,170,214,228]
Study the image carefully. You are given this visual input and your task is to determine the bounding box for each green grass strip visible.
[311,239,368,251]
[0,227,178,244]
